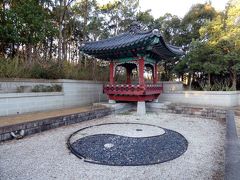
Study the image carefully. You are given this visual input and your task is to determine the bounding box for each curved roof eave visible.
[79,24,185,60]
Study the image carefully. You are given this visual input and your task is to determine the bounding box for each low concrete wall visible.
[0,79,181,116]
[159,91,240,107]
[160,81,183,92]
[0,79,107,116]
[0,92,64,116]
[0,78,61,93]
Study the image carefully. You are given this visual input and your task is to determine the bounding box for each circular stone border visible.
[67,122,188,166]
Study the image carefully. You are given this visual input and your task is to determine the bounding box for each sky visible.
[98,0,229,18]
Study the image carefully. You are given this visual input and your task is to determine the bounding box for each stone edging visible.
[162,91,240,95]
[225,110,240,180]
[0,92,64,99]
[0,108,112,142]
[147,103,227,119]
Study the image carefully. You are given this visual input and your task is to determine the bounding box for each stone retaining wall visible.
[0,79,107,116]
[159,91,240,107]
[0,79,182,116]
[0,108,112,142]
[148,103,227,120]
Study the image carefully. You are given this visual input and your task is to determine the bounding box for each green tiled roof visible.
[80,24,184,61]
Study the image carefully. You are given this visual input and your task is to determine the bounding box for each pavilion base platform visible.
[146,101,169,109]
[108,100,116,104]
[93,102,135,114]
[94,101,173,115]
[103,84,163,115]
[137,101,146,115]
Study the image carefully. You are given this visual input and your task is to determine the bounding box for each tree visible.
[136,10,154,28]
[176,40,222,88]
[181,3,217,46]
[154,13,182,45]
[199,0,240,90]
[100,0,139,36]
[0,0,56,63]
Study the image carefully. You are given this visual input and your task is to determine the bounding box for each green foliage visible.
[1,0,240,92]
[30,62,64,79]
[154,13,182,45]
[198,1,240,90]
[199,79,234,91]
[99,0,139,35]
[0,58,30,78]
[0,0,56,48]
[137,10,154,28]
[177,40,222,74]
[32,84,62,92]
[181,3,217,45]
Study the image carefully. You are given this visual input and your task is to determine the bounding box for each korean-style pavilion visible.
[80,23,184,114]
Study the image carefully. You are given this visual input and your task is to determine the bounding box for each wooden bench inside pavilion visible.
[80,23,184,114]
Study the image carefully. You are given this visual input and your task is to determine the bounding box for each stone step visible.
[93,102,134,113]
[146,102,167,109]
[234,110,240,116]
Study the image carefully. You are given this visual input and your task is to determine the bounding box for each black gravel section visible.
[68,123,188,166]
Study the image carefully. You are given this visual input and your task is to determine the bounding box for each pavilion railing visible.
[103,84,163,96]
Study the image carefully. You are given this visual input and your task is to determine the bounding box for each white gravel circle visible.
[0,112,225,180]
[69,123,165,144]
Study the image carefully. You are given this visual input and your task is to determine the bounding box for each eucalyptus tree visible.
[52,0,75,61]
[100,0,139,36]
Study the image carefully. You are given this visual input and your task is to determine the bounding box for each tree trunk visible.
[83,0,88,68]
[49,37,53,60]
[208,73,211,86]
[26,44,33,65]
[11,43,15,58]
[68,43,71,62]
[33,45,37,63]
[78,48,84,68]
[58,0,65,62]
[231,69,237,90]
[58,20,63,62]
[62,39,67,61]
[187,73,191,85]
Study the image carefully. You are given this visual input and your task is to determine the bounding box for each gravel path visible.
[0,112,225,180]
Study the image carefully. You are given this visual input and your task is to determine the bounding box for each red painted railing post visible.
[153,63,158,84]
[109,61,114,85]
[138,57,145,85]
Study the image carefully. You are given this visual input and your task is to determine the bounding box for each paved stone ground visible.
[0,112,225,180]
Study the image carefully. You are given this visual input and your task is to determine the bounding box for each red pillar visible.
[126,67,131,84]
[109,61,114,85]
[138,57,145,85]
[153,63,158,84]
